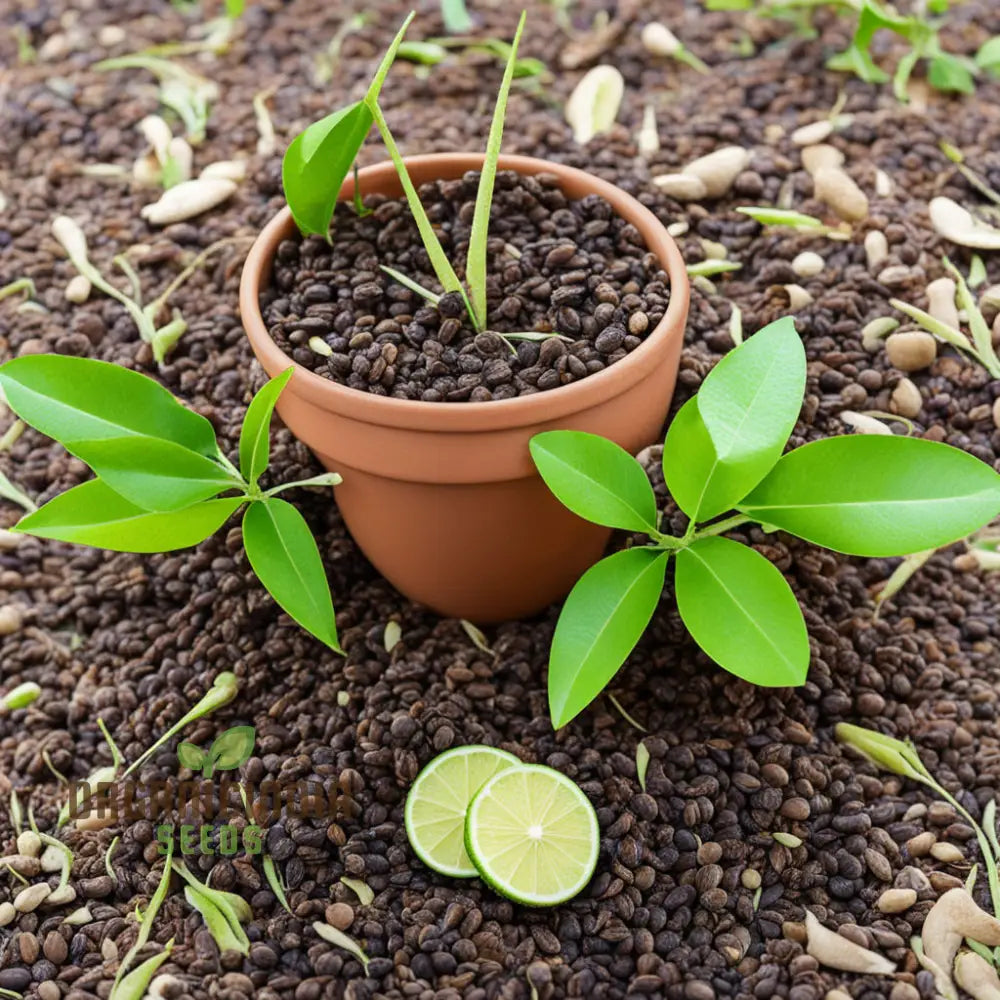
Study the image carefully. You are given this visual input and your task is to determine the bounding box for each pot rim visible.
[240,152,690,434]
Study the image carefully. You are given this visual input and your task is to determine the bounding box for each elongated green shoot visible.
[380,266,441,306]
[263,855,292,913]
[466,11,526,328]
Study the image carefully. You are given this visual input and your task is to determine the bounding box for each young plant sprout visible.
[1,681,40,711]
[0,357,343,652]
[174,860,251,955]
[531,317,1000,728]
[282,10,528,336]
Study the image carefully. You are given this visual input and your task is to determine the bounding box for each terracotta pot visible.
[240,153,689,623]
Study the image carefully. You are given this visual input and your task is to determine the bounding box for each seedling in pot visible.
[531,316,1000,728]
[0,356,343,652]
[282,11,540,339]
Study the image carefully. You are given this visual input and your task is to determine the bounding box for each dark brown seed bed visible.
[261,171,668,401]
[2,0,1000,999]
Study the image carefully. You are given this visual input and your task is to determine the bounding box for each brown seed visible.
[325,902,354,930]
[43,930,68,964]
[906,831,936,857]
[885,331,937,372]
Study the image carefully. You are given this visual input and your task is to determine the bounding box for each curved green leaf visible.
[208,726,255,772]
[0,355,218,456]
[530,430,658,533]
[549,547,668,728]
[242,499,341,652]
[675,536,809,687]
[176,742,205,770]
[68,436,238,512]
[15,480,242,551]
[664,316,805,520]
[738,435,1000,556]
[239,368,292,485]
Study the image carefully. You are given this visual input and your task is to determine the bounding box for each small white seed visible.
[308,336,333,357]
[682,146,751,199]
[792,119,834,146]
[876,888,917,913]
[62,906,92,926]
[16,830,40,858]
[637,104,659,156]
[140,178,237,226]
[825,991,852,1000]
[14,883,51,913]
[877,265,912,287]
[930,842,965,864]
[651,173,708,201]
[640,22,681,57]
[667,221,689,238]
[886,331,937,372]
[791,251,824,278]
[166,137,193,184]
[814,166,869,222]
[840,411,891,436]
[0,606,22,636]
[890,378,922,418]
[40,844,65,872]
[0,901,14,927]
[861,316,899,352]
[0,530,21,551]
[926,276,960,331]
[133,153,162,188]
[139,115,172,162]
[64,274,91,303]
[874,168,893,197]
[200,159,247,183]
[98,25,126,46]
[801,143,844,176]
[102,937,119,961]
[784,284,813,311]
[864,230,889,270]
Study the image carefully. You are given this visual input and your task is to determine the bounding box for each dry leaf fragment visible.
[804,910,896,974]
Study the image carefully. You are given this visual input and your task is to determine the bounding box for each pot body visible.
[241,153,690,622]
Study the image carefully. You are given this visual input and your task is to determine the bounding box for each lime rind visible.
[404,745,521,878]
[464,763,600,907]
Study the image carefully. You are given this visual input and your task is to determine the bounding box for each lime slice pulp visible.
[404,745,521,877]
[464,764,600,906]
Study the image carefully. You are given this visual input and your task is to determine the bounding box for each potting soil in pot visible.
[260,171,670,401]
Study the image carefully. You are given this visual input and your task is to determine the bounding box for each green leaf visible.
[440,0,473,34]
[976,37,1000,71]
[928,53,976,94]
[549,548,668,728]
[112,942,174,1000]
[15,480,242,551]
[282,102,374,238]
[68,436,238,512]
[397,41,448,65]
[738,435,1000,556]
[184,886,249,955]
[176,742,205,770]
[0,356,218,457]
[239,368,293,485]
[826,43,889,84]
[834,723,926,780]
[207,725,255,773]
[466,11,525,328]
[664,316,805,520]
[242,499,342,652]
[675,536,809,687]
[530,431,659,533]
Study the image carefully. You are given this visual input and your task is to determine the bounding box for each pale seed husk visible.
[924,889,1000,999]
[929,197,1000,250]
[0,902,14,927]
[564,65,624,146]
[640,22,681,57]
[927,276,961,331]
[814,166,869,222]
[64,274,92,303]
[876,887,917,913]
[886,332,937,371]
[16,830,40,858]
[890,378,923,418]
[14,882,51,912]
[840,411,892,436]
[792,120,834,146]
[652,173,708,201]
[804,910,896,974]
[682,146,750,199]
[861,316,899,352]
[791,251,824,278]
[930,842,965,864]
[864,230,889,270]
[955,949,1000,1000]
[140,178,237,226]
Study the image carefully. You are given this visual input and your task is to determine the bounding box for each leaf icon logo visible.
[177,726,255,778]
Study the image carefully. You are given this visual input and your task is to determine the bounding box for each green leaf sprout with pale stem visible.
[532,317,1000,728]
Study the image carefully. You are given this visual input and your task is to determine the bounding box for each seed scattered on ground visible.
[565,65,624,145]
[931,842,965,863]
[14,882,51,912]
[792,251,824,278]
[886,331,937,371]
[926,276,961,331]
[802,143,844,175]
[876,887,917,913]
[140,178,237,225]
[865,230,889,269]
[930,196,1000,249]
[891,378,923,418]
[652,174,708,200]
[792,119,834,146]
[813,166,869,222]
[682,146,750,199]
[65,274,92,303]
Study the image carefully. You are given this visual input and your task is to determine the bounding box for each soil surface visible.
[262,173,668,401]
[2,1,1000,1000]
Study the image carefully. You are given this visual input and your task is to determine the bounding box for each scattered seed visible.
[637,104,659,156]
[876,888,917,913]
[652,173,707,201]
[640,22,681,57]
[804,910,896,974]
[801,143,844,175]
[15,831,40,858]
[564,65,624,145]
[864,230,889,269]
[140,178,237,225]
[874,168,894,197]
[783,284,813,310]
[925,276,961,331]
[955,949,1000,1000]
[930,197,1000,250]
[14,883,50,912]
[44,884,76,906]
[813,166,869,222]
[200,159,247,182]
[0,902,14,926]
[308,336,333,357]
[62,906,92,926]
[931,842,965,864]
[890,378,923,418]
[791,251,824,278]
[682,146,750,199]
[383,621,402,652]
[773,832,802,848]
[886,331,937,371]
[792,119,834,146]
[64,274,92,303]
[840,411,892,436]
[924,889,1000,998]
[741,869,761,890]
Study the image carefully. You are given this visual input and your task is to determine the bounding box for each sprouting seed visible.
[263,855,292,914]
[383,621,402,653]
[309,337,333,358]
[460,620,493,655]
[686,260,742,279]
[607,693,646,732]
[253,88,277,156]
[564,65,624,145]
[635,742,650,792]
[105,836,119,885]
[0,279,37,304]
[772,832,802,848]
[2,681,41,711]
[874,549,936,614]
[184,885,248,954]
[313,921,370,973]
[341,876,374,906]
[380,265,441,307]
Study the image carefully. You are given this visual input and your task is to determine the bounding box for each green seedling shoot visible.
[1,682,40,711]
[177,725,255,777]
[531,317,1000,728]
[0,356,343,653]
[281,10,529,335]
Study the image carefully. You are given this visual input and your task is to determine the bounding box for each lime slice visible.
[464,764,600,906]
[404,745,521,877]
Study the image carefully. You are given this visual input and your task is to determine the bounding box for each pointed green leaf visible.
[67,436,238,512]
[242,499,341,652]
[664,317,805,519]
[834,723,926,780]
[928,54,976,94]
[176,742,205,770]
[549,548,668,728]
[675,536,809,687]
[184,886,249,955]
[738,436,1000,557]
[239,368,293,485]
[15,480,242,551]
[441,0,473,34]
[0,356,218,456]
[113,942,174,1000]
[530,431,658,533]
[208,726,255,771]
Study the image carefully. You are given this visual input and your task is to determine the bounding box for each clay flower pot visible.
[240,153,689,623]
